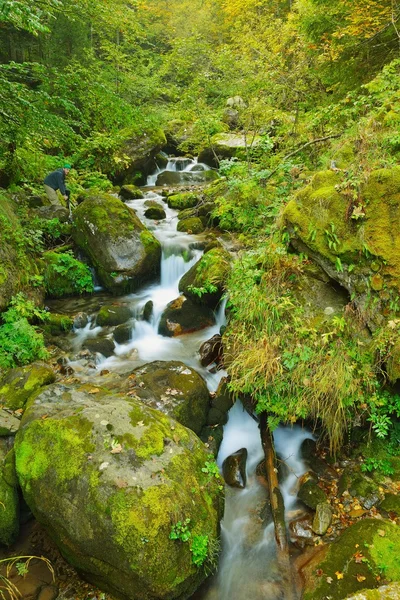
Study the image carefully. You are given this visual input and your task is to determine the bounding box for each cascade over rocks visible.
[73,193,161,294]
[14,383,223,600]
[130,360,210,435]
[158,295,215,337]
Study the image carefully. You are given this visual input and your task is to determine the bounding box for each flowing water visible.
[48,158,313,599]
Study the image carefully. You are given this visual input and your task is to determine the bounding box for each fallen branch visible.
[266,133,342,181]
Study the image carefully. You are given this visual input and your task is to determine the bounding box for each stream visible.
[47,157,313,600]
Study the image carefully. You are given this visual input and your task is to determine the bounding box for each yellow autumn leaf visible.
[335,571,344,580]
[356,574,366,582]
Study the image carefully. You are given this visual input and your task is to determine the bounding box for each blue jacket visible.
[44,169,66,194]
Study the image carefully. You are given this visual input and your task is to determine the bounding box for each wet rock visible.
[206,407,227,426]
[73,312,89,329]
[144,203,166,220]
[42,313,74,336]
[212,378,234,415]
[0,363,56,411]
[289,514,314,548]
[338,466,381,509]
[82,337,115,357]
[14,383,223,600]
[112,127,166,186]
[312,502,332,535]
[142,300,153,322]
[73,194,161,294]
[119,184,144,200]
[199,425,223,457]
[113,324,132,344]
[167,192,200,210]
[96,304,133,327]
[222,108,240,130]
[298,477,327,510]
[222,448,248,488]
[179,247,230,308]
[0,409,20,436]
[177,217,205,234]
[158,295,215,337]
[301,519,400,600]
[199,334,223,368]
[344,582,400,599]
[0,441,19,546]
[131,361,210,434]
[35,205,70,223]
[156,170,218,186]
[300,438,337,480]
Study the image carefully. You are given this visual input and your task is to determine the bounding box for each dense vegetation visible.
[2,0,400,457]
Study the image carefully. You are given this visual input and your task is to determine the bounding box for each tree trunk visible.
[260,413,295,600]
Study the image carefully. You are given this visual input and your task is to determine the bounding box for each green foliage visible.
[361,458,394,477]
[190,535,209,567]
[0,294,49,370]
[43,251,94,297]
[169,518,214,568]
[169,518,191,543]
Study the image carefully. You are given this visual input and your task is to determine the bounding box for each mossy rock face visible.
[131,361,210,435]
[144,204,166,220]
[282,166,400,324]
[14,384,223,600]
[82,337,115,357]
[158,295,215,337]
[0,194,44,311]
[43,313,74,337]
[298,478,327,510]
[168,193,200,211]
[338,466,381,509]
[156,171,218,187]
[119,185,144,200]
[198,133,261,166]
[0,363,56,411]
[302,519,400,600]
[177,217,205,234]
[379,493,400,515]
[179,248,231,308]
[0,408,21,436]
[0,442,19,546]
[212,378,234,415]
[113,128,167,186]
[344,582,400,599]
[96,305,133,327]
[73,194,161,294]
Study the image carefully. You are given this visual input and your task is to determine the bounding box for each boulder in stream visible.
[179,247,230,308]
[14,384,223,600]
[119,184,144,200]
[82,337,115,358]
[177,217,206,234]
[130,360,210,435]
[96,304,133,327]
[167,192,200,210]
[144,201,166,220]
[73,193,161,294]
[199,334,223,367]
[222,448,248,488]
[158,295,215,337]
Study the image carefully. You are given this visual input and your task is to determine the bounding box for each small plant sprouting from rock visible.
[169,518,191,543]
[169,519,216,568]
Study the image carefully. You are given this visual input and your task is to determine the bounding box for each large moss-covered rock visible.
[198,133,261,167]
[131,361,210,435]
[14,384,223,600]
[283,167,400,326]
[0,194,44,311]
[344,583,400,599]
[144,201,166,220]
[0,441,19,546]
[119,185,144,200]
[168,193,200,211]
[42,313,74,337]
[177,217,205,234]
[156,170,218,187]
[0,363,56,411]
[338,466,381,509]
[113,128,167,186]
[302,519,400,600]
[179,247,230,308]
[159,296,215,337]
[73,194,161,293]
[96,304,133,327]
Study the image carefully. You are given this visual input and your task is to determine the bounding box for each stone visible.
[298,478,328,510]
[35,205,70,223]
[0,441,19,546]
[177,217,205,234]
[158,295,215,337]
[142,300,153,322]
[112,127,167,186]
[113,324,132,345]
[144,203,166,220]
[222,448,248,488]
[179,247,230,308]
[338,466,381,509]
[206,407,227,427]
[379,493,400,516]
[0,363,56,411]
[167,193,200,210]
[130,361,210,435]
[96,304,133,327]
[344,582,400,599]
[82,337,115,357]
[156,170,218,187]
[42,313,74,336]
[73,193,161,293]
[301,519,400,600]
[312,502,332,535]
[198,133,260,167]
[14,383,223,600]
[199,334,223,367]
[0,409,21,436]
[73,312,89,329]
[212,378,234,415]
[119,185,144,200]
[289,514,314,548]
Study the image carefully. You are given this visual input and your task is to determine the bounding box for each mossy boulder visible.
[156,171,218,187]
[43,313,74,337]
[338,466,381,509]
[0,442,19,546]
[14,383,223,600]
[198,133,261,167]
[0,409,20,436]
[96,305,133,327]
[130,361,210,435]
[168,193,200,211]
[179,247,230,308]
[298,478,328,510]
[344,582,400,599]
[144,202,166,220]
[113,128,167,186]
[0,363,56,411]
[0,194,44,311]
[177,217,205,234]
[158,296,215,337]
[283,167,400,325]
[113,325,132,344]
[82,337,115,357]
[379,493,400,515]
[119,185,144,200]
[73,194,161,293]
[302,519,400,600]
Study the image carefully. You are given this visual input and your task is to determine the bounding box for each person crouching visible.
[44,164,71,206]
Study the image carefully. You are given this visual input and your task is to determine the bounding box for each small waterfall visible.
[202,403,312,600]
[146,156,210,186]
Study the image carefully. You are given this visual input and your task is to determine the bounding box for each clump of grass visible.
[0,556,54,600]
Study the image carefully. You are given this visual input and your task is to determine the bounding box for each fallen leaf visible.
[110,444,123,454]
[335,571,344,580]
[378,529,386,537]
[316,569,324,577]
[41,414,48,420]
[88,387,100,394]
[326,577,333,584]
[115,478,128,488]
[353,551,364,563]
[356,575,366,582]
[137,420,144,427]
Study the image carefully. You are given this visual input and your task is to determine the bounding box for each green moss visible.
[168,193,199,210]
[177,217,205,234]
[0,363,56,411]
[15,416,93,488]
[43,313,74,336]
[370,527,400,580]
[140,230,161,256]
